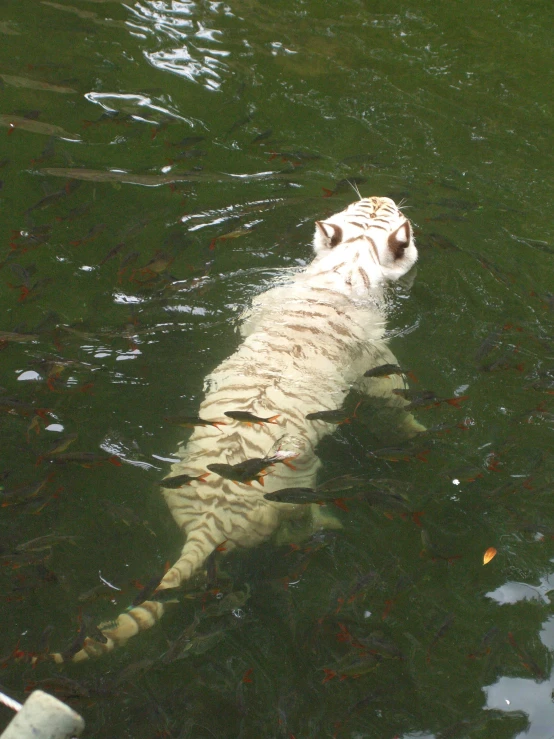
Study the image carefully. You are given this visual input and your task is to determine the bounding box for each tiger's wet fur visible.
[53,196,423,662]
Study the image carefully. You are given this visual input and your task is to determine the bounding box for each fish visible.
[59,621,88,662]
[225,113,253,135]
[36,433,78,463]
[322,177,368,198]
[425,233,461,250]
[70,223,106,247]
[426,613,455,662]
[41,1,128,29]
[0,115,80,139]
[0,330,39,343]
[163,414,225,429]
[15,534,78,552]
[316,474,369,494]
[158,473,209,489]
[305,408,352,424]
[209,227,254,250]
[363,363,408,378]
[323,651,380,681]
[97,242,129,266]
[168,135,205,148]
[224,411,280,425]
[117,251,139,282]
[392,389,437,402]
[78,583,121,604]
[251,129,273,144]
[162,624,227,664]
[9,224,52,250]
[50,452,121,466]
[132,573,164,607]
[0,476,52,507]
[264,487,318,503]
[55,202,93,222]
[131,252,174,280]
[0,397,50,417]
[25,188,68,214]
[15,277,54,303]
[39,167,291,186]
[0,73,76,94]
[367,446,429,462]
[207,458,273,485]
[264,486,351,509]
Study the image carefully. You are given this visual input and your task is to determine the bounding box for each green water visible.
[0,0,553,737]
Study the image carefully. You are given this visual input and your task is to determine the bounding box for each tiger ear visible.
[387,221,411,260]
[315,221,343,248]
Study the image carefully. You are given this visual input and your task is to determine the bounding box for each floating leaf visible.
[483,547,497,565]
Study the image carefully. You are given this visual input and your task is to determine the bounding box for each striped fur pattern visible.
[53,196,422,662]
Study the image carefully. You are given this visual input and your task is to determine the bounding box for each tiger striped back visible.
[52,196,421,662]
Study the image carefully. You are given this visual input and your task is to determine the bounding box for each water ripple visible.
[126,0,230,90]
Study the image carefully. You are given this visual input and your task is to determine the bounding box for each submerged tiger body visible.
[53,196,423,662]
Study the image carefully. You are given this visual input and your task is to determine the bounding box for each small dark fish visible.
[36,432,78,463]
[305,408,351,424]
[207,458,271,485]
[163,414,225,429]
[60,621,87,662]
[316,474,368,494]
[131,251,174,280]
[356,631,404,660]
[224,411,279,425]
[35,624,55,655]
[82,615,108,644]
[275,150,321,164]
[1,476,52,506]
[70,223,106,247]
[25,677,91,701]
[169,135,205,148]
[363,364,406,378]
[322,177,367,198]
[360,488,411,510]
[507,632,545,679]
[9,263,36,286]
[251,129,273,144]
[10,224,52,249]
[98,241,127,266]
[432,198,479,211]
[132,572,164,607]
[78,583,120,604]
[264,487,318,504]
[427,613,455,662]
[25,188,67,214]
[424,233,460,251]
[0,397,50,417]
[55,202,93,222]
[367,446,429,463]
[226,114,253,135]
[158,472,209,488]
[51,452,120,466]
[0,330,39,343]
[16,534,78,552]
[170,149,205,161]
[117,250,139,282]
[392,389,436,402]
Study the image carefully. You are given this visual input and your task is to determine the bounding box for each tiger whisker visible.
[346,179,364,201]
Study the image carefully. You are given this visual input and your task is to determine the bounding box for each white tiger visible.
[53,195,423,662]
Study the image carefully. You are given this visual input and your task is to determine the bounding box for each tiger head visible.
[312,196,418,286]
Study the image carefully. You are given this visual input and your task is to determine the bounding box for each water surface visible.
[0,0,553,737]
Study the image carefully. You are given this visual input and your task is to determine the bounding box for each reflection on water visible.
[127,0,231,89]
[485,612,554,739]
